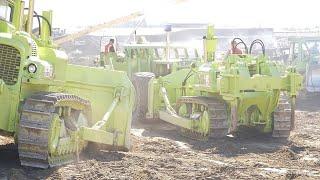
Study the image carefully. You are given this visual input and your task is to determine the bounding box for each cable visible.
[249,39,265,55]
[33,14,52,36]
[24,8,41,35]
[182,69,194,86]
[232,38,248,54]
[24,8,52,36]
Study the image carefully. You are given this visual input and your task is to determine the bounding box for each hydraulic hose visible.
[232,38,248,54]
[249,39,265,56]
[24,9,52,36]
[33,14,52,36]
[24,8,41,35]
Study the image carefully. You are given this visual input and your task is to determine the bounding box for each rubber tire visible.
[132,72,155,122]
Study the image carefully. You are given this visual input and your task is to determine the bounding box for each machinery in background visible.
[133,26,303,139]
[104,42,201,77]
[98,27,203,122]
[287,37,320,92]
[0,0,134,168]
[101,25,202,78]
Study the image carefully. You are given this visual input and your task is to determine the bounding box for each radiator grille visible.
[0,44,21,85]
[31,40,38,57]
[198,73,211,87]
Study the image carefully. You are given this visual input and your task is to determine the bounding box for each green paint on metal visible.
[0,0,135,168]
[144,28,303,138]
[102,41,201,78]
[287,36,320,92]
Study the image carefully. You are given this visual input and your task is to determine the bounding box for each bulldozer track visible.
[18,93,90,168]
[272,97,293,138]
[177,96,228,140]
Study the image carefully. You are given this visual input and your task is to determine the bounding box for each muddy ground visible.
[0,94,319,180]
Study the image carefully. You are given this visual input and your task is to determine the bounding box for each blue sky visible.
[35,0,320,29]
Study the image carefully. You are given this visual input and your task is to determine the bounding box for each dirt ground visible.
[0,94,319,180]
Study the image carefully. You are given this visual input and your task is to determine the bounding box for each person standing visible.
[228,40,242,55]
[105,39,115,54]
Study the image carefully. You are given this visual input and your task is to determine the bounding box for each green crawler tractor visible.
[287,37,320,93]
[100,26,201,79]
[0,0,134,168]
[134,26,303,139]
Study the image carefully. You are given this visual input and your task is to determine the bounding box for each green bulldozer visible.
[100,25,201,78]
[287,37,320,93]
[133,26,303,139]
[103,43,201,78]
[0,0,134,168]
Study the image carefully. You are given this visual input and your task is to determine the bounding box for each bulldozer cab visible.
[288,38,320,64]
[122,43,200,77]
[0,0,13,22]
[289,41,309,67]
[288,37,320,92]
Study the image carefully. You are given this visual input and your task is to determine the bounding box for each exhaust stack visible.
[26,0,34,34]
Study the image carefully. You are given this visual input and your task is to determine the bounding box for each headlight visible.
[27,63,37,73]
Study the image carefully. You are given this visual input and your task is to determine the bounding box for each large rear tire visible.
[132,72,155,122]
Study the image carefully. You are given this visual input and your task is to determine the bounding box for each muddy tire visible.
[132,72,155,122]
